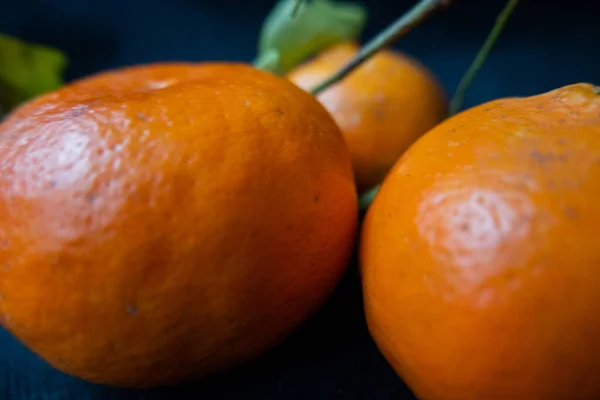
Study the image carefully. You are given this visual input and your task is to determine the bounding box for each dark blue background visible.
[1,0,599,399]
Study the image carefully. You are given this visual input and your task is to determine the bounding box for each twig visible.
[310,0,453,95]
[449,0,521,115]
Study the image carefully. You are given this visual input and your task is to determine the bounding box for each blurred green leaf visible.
[254,0,367,75]
[0,33,67,116]
[359,184,379,212]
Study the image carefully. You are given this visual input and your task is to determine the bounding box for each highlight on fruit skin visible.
[288,41,448,195]
[360,83,600,400]
[0,62,358,388]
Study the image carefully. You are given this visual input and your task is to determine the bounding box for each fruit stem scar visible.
[592,86,600,95]
[309,0,453,96]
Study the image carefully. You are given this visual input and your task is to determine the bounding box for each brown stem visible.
[309,0,453,95]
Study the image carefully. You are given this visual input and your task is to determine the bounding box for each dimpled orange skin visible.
[0,63,358,387]
[288,42,448,194]
[361,84,600,400]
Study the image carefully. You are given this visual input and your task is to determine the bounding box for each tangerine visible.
[361,83,600,399]
[289,42,447,194]
[0,63,358,387]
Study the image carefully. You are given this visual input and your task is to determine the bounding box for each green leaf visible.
[359,184,379,212]
[0,33,67,116]
[254,0,367,75]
